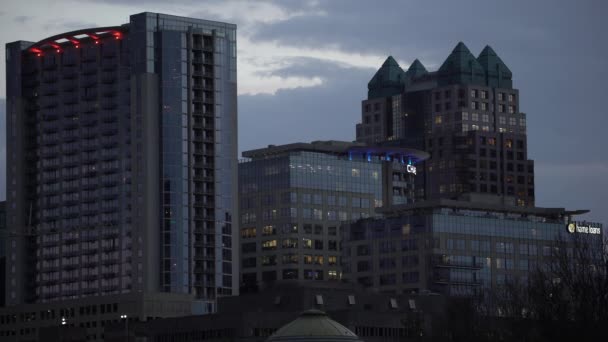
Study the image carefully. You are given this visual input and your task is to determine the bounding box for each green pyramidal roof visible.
[477,45,513,88]
[368,56,406,99]
[405,59,428,78]
[267,310,363,342]
[438,42,485,86]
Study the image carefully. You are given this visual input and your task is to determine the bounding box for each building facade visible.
[103,282,449,342]
[356,43,534,207]
[238,141,427,289]
[341,196,602,296]
[3,11,236,340]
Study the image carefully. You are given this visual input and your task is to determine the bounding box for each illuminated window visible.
[328,256,337,265]
[314,255,324,265]
[471,124,479,131]
[351,168,360,177]
[302,238,312,249]
[241,227,256,238]
[328,270,339,280]
[304,255,313,264]
[262,225,275,236]
[282,239,298,249]
[262,240,277,251]
[435,115,442,124]
[505,139,513,148]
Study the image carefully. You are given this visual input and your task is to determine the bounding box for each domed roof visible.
[266,310,363,342]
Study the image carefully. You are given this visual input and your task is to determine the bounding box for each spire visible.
[477,45,513,88]
[405,59,428,78]
[367,56,406,99]
[438,42,485,86]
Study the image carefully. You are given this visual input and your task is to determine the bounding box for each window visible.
[498,92,504,101]
[262,225,276,236]
[480,102,487,110]
[471,113,479,121]
[262,255,277,266]
[282,239,298,249]
[302,194,311,204]
[461,111,469,120]
[241,227,256,238]
[508,94,515,102]
[262,240,277,251]
[471,89,477,98]
[508,105,515,114]
[482,114,489,122]
[435,115,442,124]
[328,256,337,265]
[314,240,323,250]
[302,238,312,249]
[509,117,517,126]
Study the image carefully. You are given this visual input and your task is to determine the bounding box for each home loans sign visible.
[567,222,602,235]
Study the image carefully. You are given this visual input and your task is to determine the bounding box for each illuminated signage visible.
[567,222,602,235]
[406,165,417,175]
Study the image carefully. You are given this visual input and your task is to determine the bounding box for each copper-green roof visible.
[405,59,428,79]
[266,310,363,342]
[367,56,406,99]
[438,42,486,86]
[477,45,513,88]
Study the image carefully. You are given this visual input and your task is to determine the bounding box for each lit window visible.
[482,126,489,131]
[462,124,469,132]
[471,124,479,131]
[435,115,442,124]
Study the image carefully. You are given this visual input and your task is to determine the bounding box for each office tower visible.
[356,43,534,207]
[341,198,602,296]
[3,12,236,339]
[238,141,427,288]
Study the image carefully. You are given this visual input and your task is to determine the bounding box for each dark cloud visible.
[14,15,31,24]
[43,20,99,33]
[239,58,370,154]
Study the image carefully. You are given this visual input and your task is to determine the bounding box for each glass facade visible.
[342,204,602,297]
[5,12,237,309]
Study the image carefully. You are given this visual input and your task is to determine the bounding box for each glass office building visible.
[342,197,602,296]
[238,141,428,288]
[3,12,236,340]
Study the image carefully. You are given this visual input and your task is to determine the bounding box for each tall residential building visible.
[238,141,427,289]
[3,12,236,339]
[341,196,602,296]
[356,43,534,207]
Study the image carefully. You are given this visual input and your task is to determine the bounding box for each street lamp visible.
[120,314,128,342]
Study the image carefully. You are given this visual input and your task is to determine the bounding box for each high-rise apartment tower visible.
[4,12,237,323]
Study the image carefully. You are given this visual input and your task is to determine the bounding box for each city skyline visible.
[0,1,606,228]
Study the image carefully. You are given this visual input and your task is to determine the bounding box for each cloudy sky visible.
[0,0,607,226]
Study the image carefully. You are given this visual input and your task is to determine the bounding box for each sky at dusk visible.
[0,0,606,226]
